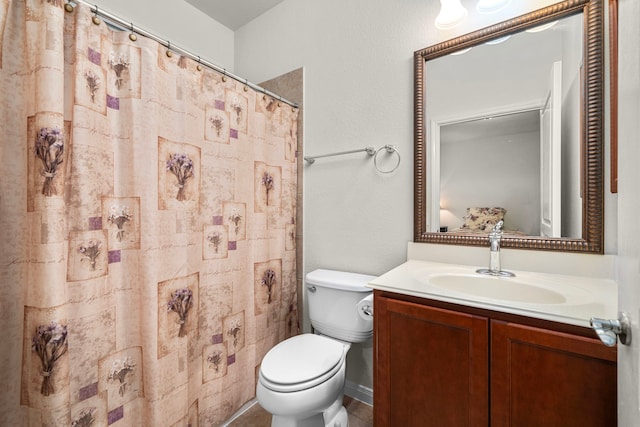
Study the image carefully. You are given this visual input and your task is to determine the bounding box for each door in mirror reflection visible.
[540,61,563,238]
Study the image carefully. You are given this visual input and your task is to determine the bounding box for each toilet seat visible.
[259,334,346,393]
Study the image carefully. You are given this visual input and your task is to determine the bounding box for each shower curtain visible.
[0,1,299,425]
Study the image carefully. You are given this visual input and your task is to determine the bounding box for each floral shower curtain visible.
[0,1,299,425]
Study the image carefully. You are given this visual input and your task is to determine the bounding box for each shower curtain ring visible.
[129,23,137,41]
[222,69,227,82]
[64,2,74,13]
[166,41,173,58]
[244,79,249,92]
[196,56,202,71]
[92,5,101,25]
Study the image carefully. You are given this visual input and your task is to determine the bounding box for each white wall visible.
[92,0,235,71]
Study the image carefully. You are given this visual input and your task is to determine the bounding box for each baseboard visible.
[344,380,373,406]
[222,382,372,425]
[220,398,258,426]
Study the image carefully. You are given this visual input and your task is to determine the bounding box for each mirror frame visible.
[414,0,604,253]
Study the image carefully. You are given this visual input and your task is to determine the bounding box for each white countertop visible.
[369,259,618,328]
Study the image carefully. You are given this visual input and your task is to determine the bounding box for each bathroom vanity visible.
[397,0,618,423]
[370,260,618,427]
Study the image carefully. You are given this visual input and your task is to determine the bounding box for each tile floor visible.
[226,396,373,426]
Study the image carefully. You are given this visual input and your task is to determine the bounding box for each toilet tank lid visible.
[306,269,376,292]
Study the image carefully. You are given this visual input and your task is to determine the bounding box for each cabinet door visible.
[491,320,617,427]
[374,294,489,426]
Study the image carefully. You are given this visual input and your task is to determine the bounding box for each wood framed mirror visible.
[414,0,604,253]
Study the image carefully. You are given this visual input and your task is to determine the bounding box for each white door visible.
[539,61,562,237]
[616,0,640,424]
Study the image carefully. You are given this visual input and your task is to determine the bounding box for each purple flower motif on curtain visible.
[31,321,68,396]
[206,350,223,372]
[228,208,242,236]
[107,356,136,396]
[229,96,244,126]
[261,172,274,206]
[167,288,193,337]
[287,302,296,335]
[34,127,64,196]
[108,52,129,90]
[71,407,96,427]
[84,70,100,102]
[107,204,132,242]
[206,231,223,253]
[166,153,194,201]
[261,269,276,304]
[78,240,102,271]
[227,319,242,349]
[209,113,224,137]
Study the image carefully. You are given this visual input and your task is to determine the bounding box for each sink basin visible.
[428,274,567,305]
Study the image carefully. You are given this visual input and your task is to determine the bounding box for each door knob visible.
[590,312,631,347]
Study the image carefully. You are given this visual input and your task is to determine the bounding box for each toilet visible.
[256,269,375,427]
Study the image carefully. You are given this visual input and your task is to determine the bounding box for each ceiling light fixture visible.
[476,0,511,14]
[435,0,468,30]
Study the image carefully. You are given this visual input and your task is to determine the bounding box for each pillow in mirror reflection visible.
[460,207,506,231]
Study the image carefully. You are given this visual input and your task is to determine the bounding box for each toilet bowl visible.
[256,269,375,427]
[257,334,350,427]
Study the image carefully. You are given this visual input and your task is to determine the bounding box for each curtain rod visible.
[69,0,299,109]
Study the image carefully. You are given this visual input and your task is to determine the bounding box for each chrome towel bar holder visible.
[304,145,400,174]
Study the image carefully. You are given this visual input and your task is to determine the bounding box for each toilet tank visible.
[306,269,375,343]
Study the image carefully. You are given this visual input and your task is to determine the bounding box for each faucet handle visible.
[492,220,504,232]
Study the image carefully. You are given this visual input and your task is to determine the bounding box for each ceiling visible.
[185,0,287,30]
[441,110,540,143]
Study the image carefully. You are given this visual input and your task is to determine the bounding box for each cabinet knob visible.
[590,312,631,347]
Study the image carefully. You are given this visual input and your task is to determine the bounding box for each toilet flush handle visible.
[307,285,317,293]
[361,304,373,317]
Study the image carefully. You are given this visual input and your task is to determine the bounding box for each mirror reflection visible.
[415,0,605,252]
[439,111,541,236]
[426,13,583,239]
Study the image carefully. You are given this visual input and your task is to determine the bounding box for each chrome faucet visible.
[476,220,515,277]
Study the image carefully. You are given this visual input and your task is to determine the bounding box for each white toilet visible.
[256,269,375,427]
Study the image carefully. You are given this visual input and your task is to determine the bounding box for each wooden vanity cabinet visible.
[373,290,617,427]
[373,292,489,426]
[490,320,617,427]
